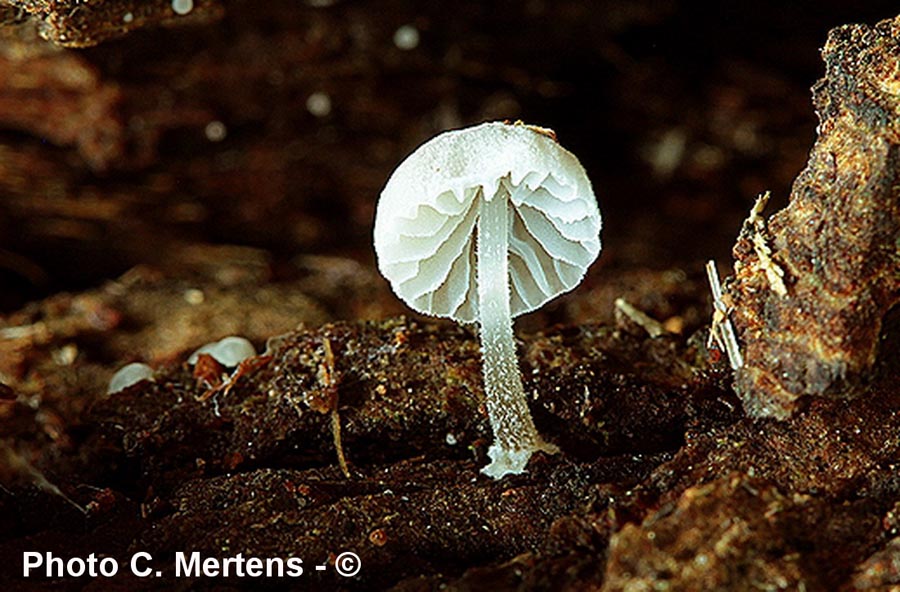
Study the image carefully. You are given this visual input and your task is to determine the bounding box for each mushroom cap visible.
[107,362,154,395]
[374,121,601,323]
[188,336,256,367]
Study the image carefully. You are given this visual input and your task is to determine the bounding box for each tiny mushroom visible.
[188,335,256,367]
[374,121,602,478]
[107,362,154,395]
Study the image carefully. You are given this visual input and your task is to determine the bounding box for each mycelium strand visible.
[476,176,559,478]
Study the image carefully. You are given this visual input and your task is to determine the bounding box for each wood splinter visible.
[745,192,787,297]
[705,260,744,371]
[320,338,351,479]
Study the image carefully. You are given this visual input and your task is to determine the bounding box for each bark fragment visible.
[728,15,900,418]
[0,1,223,48]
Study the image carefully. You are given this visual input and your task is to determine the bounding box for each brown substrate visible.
[1,2,899,591]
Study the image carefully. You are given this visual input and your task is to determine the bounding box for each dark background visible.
[1,0,897,313]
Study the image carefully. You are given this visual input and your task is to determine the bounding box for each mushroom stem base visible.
[483,439,559,479]
[477,181,559,479]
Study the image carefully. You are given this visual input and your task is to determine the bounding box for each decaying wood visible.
[2,4,900,591]
[728,15,900,418]
[0,1,224,48]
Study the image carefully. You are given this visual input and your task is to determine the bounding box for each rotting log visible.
[728,15,900,418]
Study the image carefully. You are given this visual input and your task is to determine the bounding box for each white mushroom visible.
[188,336,256,367]
[374,121,602,478]
[107,362,154,395]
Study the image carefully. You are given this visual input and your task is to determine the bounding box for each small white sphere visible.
[183,288,205,304]
[393,25,420,50]
[204,121,227,142]
[172,0,194,16]
[306,92,332,118]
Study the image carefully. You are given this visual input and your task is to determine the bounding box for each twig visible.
[706,261,744,370]
[321,338,350,479]
[614,298,666,338]
[331,407,350,479]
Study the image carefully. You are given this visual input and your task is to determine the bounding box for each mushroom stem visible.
[477,178,559,478]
